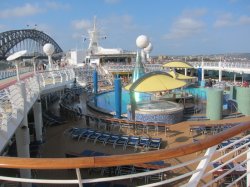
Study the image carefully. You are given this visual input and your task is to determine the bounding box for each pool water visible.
[184,87,207,100]
[95,90,151,114]
[95,87,230,114]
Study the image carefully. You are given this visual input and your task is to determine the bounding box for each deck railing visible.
[0,68,75,152]
[0,122,249,186]
[0,66,250,186]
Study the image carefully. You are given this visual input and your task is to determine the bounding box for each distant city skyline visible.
[0,0,250,55]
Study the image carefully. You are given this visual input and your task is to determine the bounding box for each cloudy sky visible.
[0,0,250,55]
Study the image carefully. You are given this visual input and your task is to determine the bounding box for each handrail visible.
[0,121,250,169]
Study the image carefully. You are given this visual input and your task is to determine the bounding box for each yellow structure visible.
[163,61,193,68]
[124,71,187,92]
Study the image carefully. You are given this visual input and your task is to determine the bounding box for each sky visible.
[0,0,250,55]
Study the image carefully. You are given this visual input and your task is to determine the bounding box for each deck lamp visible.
[7,50,27,82]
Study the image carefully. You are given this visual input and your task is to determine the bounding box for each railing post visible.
[187,145,217,187]
[247,147,250,185]
[33,96,43,142]
[16,82,31,187]
[75,168,83,187]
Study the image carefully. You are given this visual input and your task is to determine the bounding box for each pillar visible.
[184,68,187,76]
[114,78,122,118]
[234,73,236,84]
[130,91,136,121]
[197,68,202,82]
[247,149,250,186]
[236,87,250,115]
[206,89,223,120]
[229,86,236,100]
[93,70,98,94]
[202,68,205,81]
[15,121,31,187]
[33,98,43,142]
[17,82,31,187]
[218,60,222,82]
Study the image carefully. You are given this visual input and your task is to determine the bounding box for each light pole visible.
[32,56,40,74]
[7,50,27,81]
[43,43,55,71]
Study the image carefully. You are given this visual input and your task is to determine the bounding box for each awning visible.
[162,61,193,69]
[124,71,187,92]
[168,70,196,80]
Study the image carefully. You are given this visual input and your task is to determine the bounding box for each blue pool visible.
[95,90,151,114]
[94,87,230,114]
[184,87,207,100]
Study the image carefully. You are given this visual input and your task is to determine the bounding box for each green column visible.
[229,86,237,100]
[236,87,250,115]
[206,89,223,120]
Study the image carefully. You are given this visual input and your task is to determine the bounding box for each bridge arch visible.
[0,29,63,59]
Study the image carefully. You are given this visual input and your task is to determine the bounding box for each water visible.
[184,87,207,100]
[95,90,151,114]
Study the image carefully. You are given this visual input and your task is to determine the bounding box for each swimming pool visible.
[184,87,207,100]
[95,90,151,114]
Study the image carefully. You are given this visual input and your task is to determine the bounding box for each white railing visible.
[1,66,250,186]
[0,125,249,186]
[0,68,76,152]
[0,67,32,80]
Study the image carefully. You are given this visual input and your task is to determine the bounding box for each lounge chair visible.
[78,129,95,141]
[94,133,111,144]
[124,136,140,150]
[113,135,129,149]
[136,137,151,151]
[104,134,120,146]
[148,138,161,150]
[85,131,102,143]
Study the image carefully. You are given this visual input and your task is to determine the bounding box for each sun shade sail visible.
[162,61,193,68]
[124,72,187,92]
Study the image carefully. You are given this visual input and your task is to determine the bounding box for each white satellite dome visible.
[144,42,153,53]
[136,35,149,49]
[43,43,55,56]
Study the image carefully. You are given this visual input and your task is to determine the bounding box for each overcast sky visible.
[1,0,250,55]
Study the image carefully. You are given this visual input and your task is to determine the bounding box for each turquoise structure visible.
[236,87,250,115]
[114,78,122,118]
[229,86,237,100]
[132,51,145,83]
[206,89,223,120]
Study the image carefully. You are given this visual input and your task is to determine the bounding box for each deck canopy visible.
[124,71,187,92]
[168,70,196,80]
[163,61,193,69]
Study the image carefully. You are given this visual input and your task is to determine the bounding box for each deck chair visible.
[116,165,134,176]
[80,149,95,157]
[124,136,140,150]
[71,128,88,139]
[119,123,134,133]
[136,137,151,151]
[85,131,102,143]
[113,135,129,149]
[104,134,120,146]
[78,129,95,141]
[94,133,111,144]
[148,138,161,150]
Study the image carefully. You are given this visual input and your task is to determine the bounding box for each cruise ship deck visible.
[1,16,250,187]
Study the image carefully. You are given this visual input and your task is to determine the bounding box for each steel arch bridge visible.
[0,29,63,59]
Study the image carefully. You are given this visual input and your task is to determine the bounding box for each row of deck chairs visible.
[59,88,83,120]
[42,111,67,127]
[217,136,250,155]
[65,127,162,151]
[65,149,165,185]
[190,123,238,136]
[88,116,169,136]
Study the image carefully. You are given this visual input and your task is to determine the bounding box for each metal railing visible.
[0,68,75,152]
[0,122,249,186]
[1,66,250,186]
